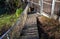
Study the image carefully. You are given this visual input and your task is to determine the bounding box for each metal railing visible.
[0,4,29,39]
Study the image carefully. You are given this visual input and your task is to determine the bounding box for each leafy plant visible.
[0,8,23,36]
[15,8,23,17]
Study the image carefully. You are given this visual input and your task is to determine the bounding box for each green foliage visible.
[14,0,19,7]
[0,8,23,32]
[15,8,23,17]
[0,0,23,14]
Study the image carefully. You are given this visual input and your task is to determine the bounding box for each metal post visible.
[0,37,2,39]
[7,34,9,39]
[28,0,30,6]
[40,0,43,15]
[51,0,56,18]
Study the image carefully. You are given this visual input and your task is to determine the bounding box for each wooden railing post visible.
[40,0,43,15]
[51,0,56,18]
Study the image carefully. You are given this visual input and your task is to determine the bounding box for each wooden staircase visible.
[20,13,39,39]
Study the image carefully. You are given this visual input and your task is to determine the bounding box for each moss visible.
[0,8,23,36]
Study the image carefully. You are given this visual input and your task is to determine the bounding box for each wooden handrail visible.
[43,1,52,5]
[56,1,60,3]
[0,4,29,39]
[29,1,41,6]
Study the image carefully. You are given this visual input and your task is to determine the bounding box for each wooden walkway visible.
[19,13,60,39]
[20,13,39,39]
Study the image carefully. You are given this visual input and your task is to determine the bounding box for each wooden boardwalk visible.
[20,13,39,39]
[19,13,60,39]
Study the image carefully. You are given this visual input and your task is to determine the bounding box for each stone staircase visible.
[20,13,39,39]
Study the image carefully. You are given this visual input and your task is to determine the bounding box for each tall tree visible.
[0,0,23,14]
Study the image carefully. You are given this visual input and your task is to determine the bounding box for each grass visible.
[0,8,23,36]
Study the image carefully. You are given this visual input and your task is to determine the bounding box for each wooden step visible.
[20,35,39,39]
[24,32,38,35]
[20,14,39,39]
[23,29,37,32]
